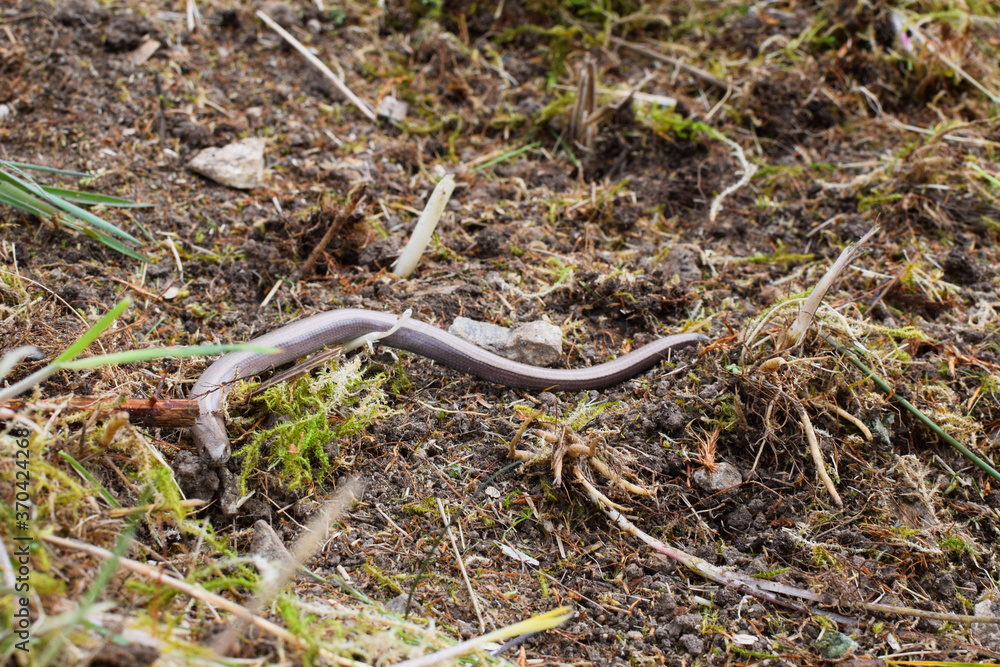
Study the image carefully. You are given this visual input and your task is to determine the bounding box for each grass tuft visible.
[0,160,151,261]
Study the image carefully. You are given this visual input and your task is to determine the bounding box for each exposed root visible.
[793,400,843,509]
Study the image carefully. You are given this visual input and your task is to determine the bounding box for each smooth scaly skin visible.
[191,309,707,463]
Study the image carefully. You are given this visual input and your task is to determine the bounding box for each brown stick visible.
[6,398,199,428]
[296,185,367,281]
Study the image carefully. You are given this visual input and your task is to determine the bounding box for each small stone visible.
[449,317,562,366]
[679,634,704,656]
[377,95,408,122]
[663,246,701,283]
[128,38,160,68]
[0,104,14,124]
[249,520,293,565]
[972,598,1000,650]
[188,138,265,189]
[385,593,410,615]
[692,462,742,494]
[815,631,857,659]
[449,317,509,350]
[625,630,643,641]
[506,320,562,365]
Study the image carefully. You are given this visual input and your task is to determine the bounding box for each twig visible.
[509,411,541,459]
[794,401,844,508]
[573,469,845,615]
[550,425,568,487]
[587,457,654,496]
[296,186,367,281]
[5,397,200,428]
[777,226,878,352]
[436,498,486,633]
[576,469,1000,625]
[255,11,376,122]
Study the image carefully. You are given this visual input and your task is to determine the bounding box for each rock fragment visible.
[972,598,1000,650]
[449,317,562,366]
[377,95,408,122]
[188,138,265,189]
[692,462,742,494]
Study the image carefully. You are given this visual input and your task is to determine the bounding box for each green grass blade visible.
[53,298,133,365]
[470,142,540,174]
[0,160,92,178]
[77,226,149,262]
[56,343,281,370]
[0,181,60,218]
[39,186,153,209]
[0,183,93,240]
[58,451,122,508]
[35,185,144,244]
[0,167,142,244]
[823,334,1000,485]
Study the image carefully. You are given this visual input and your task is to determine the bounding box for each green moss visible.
[939,535,978,557]
[403,497,438,515]
[750,566,791,579]
[534,91,576,126]
[364,560,406,595]
[857,189,903,213]
[233,356,394,494]
[740,240,813,268]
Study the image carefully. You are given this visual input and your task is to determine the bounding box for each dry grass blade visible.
[436,498,486,633]
[793,400,843,508]
[255,10,376,122]
[391,175,456,278]
[777,226,879,352]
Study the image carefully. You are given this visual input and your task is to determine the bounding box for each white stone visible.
[187,138,265,189]
[972,598,1000,650]
[692,462,742,493]
[377,95,408,122]
[449,317,562,366]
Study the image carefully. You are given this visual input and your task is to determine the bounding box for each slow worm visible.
[191,309,706,463]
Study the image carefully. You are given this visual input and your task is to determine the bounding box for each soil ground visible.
[2,0,1000,665]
